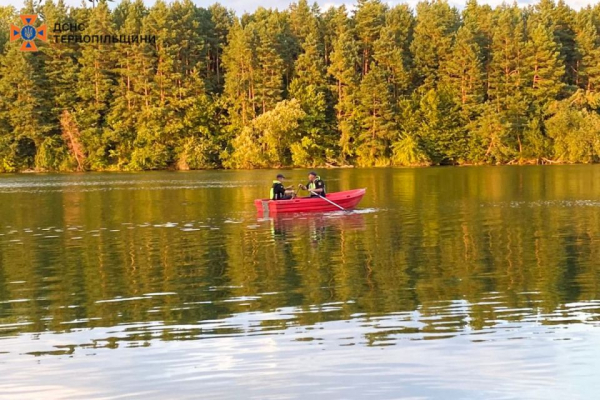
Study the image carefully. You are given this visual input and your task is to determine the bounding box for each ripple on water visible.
[2,169,600,399]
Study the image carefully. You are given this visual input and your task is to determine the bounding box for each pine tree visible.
[327,29,360,161]
[0,0,57,171]
[410,0,459,89]
[207,3,233,93]
[129,0,188,170]
[441,26,484,110]
[253,11,285,114]
[574,13,600,92]
[322,5,352,66]
[289,32,334,166]
[1,0,600,171]
[171,2,223,169]
[0,6,16,55]
[487,4,529,158]
[535,0,577,86]
[276,10,301,93]
[39,0,81,170]
[355,63,396,166]
[487,4,525,111]
[0,46,52,170]
[373,16,411,99]
[354,0,386,76]
[222,20,256,128]
[469,104,516,163]
[523,20,565,107]
[106,0,146,168]
[462,0,494,100]
[76,0,116,169]
[416,87,466,164]
[553,0,577,86]
[42,0,80,113]
[289,0,319,45]
[382,4,414,93]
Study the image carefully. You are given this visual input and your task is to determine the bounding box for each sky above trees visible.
[0,0,597,15]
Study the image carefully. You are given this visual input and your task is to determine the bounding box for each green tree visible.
[253,10,285,114]
[222,20,257,127]
[441,26,484,111]
[487,4,528,158]
[322,5,351,65]
[327,29,360,161]
[410,0,459,88]
[546,97,600,162]
[535,0,577,86]
[289,0,319,45]
[40,0,82,170]
[289,33,335,166]
[76,0,116,169]
[415,88,466,164]
[373,15,411,99]
[0,6,16,55]
[523,20,565,107]
[0,47,52,170]
[1,0,600,172]
[487,4,525,111]
[354,0,386,76]
[106,0,146,168]
[391,96,430,166]
[224,99,306,168]
[574,13,600,91]
[522,116,550,162]
[469,104,516,163]
[355,64,396,166]
[207,3,233,92]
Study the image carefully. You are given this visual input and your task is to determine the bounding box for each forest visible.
[1,0,600,172]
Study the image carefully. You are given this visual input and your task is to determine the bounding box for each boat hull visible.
[254,188,366,214]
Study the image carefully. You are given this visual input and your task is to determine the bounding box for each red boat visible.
[255,188,366,214]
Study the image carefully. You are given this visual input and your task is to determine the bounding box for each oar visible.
[309,190,348,212]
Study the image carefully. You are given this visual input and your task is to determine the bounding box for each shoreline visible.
[5,161,597,175]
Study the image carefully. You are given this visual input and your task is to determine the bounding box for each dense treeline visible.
[1,0,600,171]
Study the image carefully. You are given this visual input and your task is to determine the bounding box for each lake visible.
[1,166,599,399]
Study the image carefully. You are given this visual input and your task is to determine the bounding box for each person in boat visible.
[271,174,296,200]
[298,171,326,198]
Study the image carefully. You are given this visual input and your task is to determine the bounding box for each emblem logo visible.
[10,15,47,52]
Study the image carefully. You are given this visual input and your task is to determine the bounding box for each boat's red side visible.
[254,188,366,214]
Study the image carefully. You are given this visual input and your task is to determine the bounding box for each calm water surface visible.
[1,166,600,399]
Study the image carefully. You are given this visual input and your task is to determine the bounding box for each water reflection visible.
[264,212,366,244]
[1,167,600,398]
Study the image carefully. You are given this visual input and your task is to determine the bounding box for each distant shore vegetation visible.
[1,0,600,172]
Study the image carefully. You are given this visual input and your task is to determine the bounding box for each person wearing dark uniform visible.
[271,174,295,200]
[299,171,326,197]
